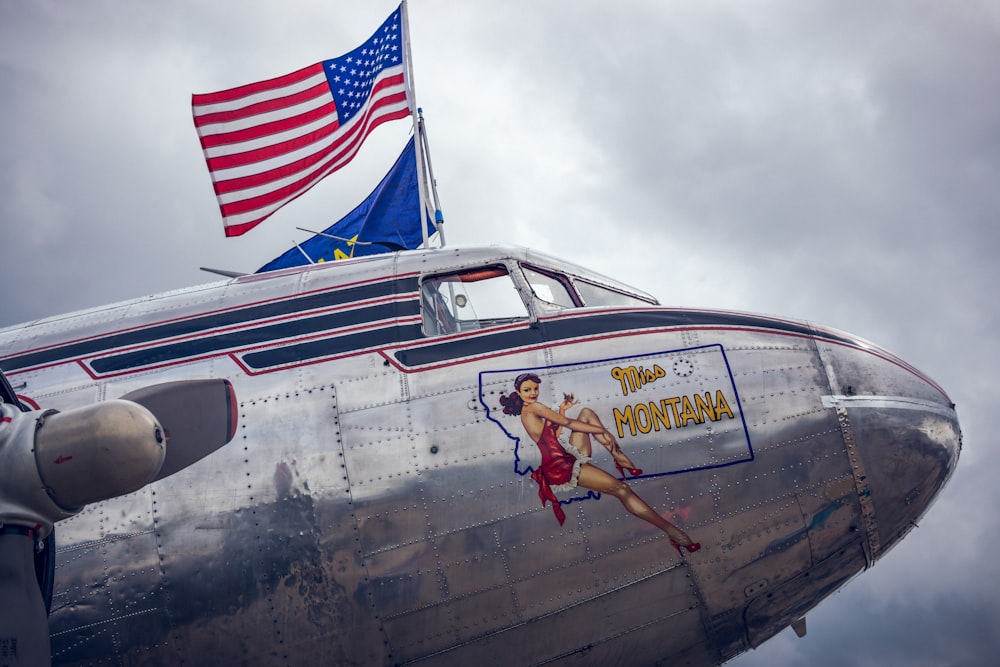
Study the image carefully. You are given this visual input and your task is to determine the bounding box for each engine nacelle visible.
[0,400,165,535]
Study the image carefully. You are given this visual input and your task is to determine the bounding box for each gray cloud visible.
[1,1,998,664]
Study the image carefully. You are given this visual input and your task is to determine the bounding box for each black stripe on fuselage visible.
[392,310,856,368]
[91,301,420,373]
[240,323,426,370]
[0,277,419,373]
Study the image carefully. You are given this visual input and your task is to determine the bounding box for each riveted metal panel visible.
[144,379,367,665]
[691,495,812,615]
[376,582,515,663]
[411,565,702,666]
[48,487,166,664]
[744,540,867,647]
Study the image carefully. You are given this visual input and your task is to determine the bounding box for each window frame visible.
[519,264,584,310]
[419,263,532,337]
[569,276,659,308]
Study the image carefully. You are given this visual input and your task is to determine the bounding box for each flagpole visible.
[417,108,446,246]
[399,0,431,248]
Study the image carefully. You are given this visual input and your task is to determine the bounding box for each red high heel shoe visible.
[670,539,701,556]
[610,442,642,478]
[614,462,643,478]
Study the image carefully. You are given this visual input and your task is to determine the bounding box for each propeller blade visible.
[0,528,50,667]
[121,379,237,481]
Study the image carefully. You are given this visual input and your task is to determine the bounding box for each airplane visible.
[0,243,960,666]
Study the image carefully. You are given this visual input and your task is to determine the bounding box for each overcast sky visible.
[2,1,998,665]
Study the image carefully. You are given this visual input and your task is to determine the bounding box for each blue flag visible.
[257,137,432,272]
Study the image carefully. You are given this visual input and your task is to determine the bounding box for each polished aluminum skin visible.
[0,245,960,666]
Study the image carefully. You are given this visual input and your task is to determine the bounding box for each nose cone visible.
[819,333,961,559]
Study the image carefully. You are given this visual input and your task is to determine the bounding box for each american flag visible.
[192,6,411,237]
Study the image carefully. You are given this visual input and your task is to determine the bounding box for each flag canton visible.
[323,11,404,125]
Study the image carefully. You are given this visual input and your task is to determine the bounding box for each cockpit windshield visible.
[420,260,656,337]
[520,266,577,309]
[520,264,655,309]
[573,279,655,307]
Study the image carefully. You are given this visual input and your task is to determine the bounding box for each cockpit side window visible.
[574,279,656,307]
[421,265,529,336]
[520,266,579,309]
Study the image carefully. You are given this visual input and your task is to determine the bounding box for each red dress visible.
[529,421,589,525]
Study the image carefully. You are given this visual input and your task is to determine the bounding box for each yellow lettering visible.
[614,406,636,438]
[650,400,671,431]
[612,365,643,396]
[613,388,736,440]
[714,390,735,420]
[633,403,652,434]
[332,235,361,260]
[611,363,669,396]
[694,392,715,424]
[679,395,699,426]
[612,367,626,395]
[663,396,682,426]
[626,366,642,393]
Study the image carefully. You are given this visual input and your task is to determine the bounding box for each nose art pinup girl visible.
[500,373,699,555]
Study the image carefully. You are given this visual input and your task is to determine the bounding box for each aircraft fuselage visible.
[0,245,960,665]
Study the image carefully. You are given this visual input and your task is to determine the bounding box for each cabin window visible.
[421,266,528,335]
[574,279,656,307]
[520,266,579,309]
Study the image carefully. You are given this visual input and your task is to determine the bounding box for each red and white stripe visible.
[193,62,410,237]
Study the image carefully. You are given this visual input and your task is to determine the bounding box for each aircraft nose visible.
[819,336,961,560]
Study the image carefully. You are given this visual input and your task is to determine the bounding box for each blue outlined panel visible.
[479,344,753,506]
